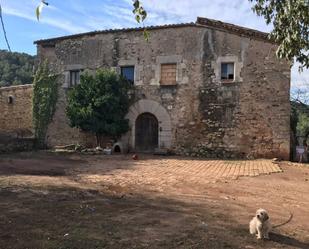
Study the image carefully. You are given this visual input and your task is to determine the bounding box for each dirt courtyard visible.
[0,152,308,249]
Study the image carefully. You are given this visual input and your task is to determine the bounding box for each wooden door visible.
[135,113,158,152]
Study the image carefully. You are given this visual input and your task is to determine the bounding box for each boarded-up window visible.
[160,64,177,85]
[221,63,234,80]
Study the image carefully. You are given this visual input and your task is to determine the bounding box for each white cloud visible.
[140,0,270,31]
[1,0,89,33]
[1,0,308,87]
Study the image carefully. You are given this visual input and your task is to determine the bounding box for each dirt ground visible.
[0,152,308,249]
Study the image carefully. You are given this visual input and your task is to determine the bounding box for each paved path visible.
[76,157,282,192]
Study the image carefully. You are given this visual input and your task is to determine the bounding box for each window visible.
[121,66,134,85]
[221,63,234,81]
[8,95,14,104]
[160,63,177,85]
[70,70,80,87]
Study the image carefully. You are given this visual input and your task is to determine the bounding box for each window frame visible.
[69,70,81,87]
[220,62,235,82]
[120,66,135,85]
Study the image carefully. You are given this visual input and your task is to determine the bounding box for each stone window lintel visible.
[211,55,243,84]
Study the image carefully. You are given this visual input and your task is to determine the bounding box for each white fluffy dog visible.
[249,208,272,239]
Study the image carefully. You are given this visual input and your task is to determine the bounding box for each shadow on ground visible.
[0,151,308,248]
[270,233,309,249]
[0,152,87,176]
[0,184,306,249]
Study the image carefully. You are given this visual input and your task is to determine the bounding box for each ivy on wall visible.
[32,61,58,148]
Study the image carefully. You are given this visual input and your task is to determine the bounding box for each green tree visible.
[297,111,309,139]
[250,0,309,70]
[291,102,299,137]
[0,50,35,87]
[66,70,131,146]
[32,61,58,148]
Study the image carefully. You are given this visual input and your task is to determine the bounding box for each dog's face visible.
[256,209,269,222]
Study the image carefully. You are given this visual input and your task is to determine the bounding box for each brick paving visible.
[76,157,282,192]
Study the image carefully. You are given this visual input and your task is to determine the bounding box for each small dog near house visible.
[249,208,272,239]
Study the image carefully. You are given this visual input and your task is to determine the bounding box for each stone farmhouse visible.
[34,17,291,159]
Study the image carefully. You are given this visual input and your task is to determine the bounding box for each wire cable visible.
[0,3,11,52]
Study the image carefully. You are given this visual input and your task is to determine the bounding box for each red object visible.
[132,154,138,160]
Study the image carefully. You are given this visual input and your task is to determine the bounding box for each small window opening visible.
[221,63,234,80]
[8,96,14,104]
[114,145,121,153]
[121,66,135,85]
[70,70,81,87]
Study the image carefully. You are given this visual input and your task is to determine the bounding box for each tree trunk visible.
[95,133,100,147]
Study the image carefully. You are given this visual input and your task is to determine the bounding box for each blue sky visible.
[0,0,308,89]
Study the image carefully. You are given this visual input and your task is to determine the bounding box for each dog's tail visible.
[273,211,293,229]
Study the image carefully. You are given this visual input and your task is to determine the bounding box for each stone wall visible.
[0,85,34,153]
[0,84,33,136]
[45,76,97,147]
[37,23,290,159]
[0,134,34,153]
[178,29,291,159]
[37,26,204,149]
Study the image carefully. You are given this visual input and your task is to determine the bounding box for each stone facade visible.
[35,17,290,159]
[0,84,33,136]
[0,84,34,153]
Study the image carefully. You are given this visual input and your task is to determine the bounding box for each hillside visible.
[0,50,35,87]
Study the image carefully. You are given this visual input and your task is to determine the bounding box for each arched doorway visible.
[135,113,158,152]
[123,99,172,152]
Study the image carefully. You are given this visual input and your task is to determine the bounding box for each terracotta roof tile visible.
[196,17,270,41]
[34,23,196,44]
[34,17,271,45]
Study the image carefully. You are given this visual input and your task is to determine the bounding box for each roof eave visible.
[34,23,196,45]
[196,17,274,43]
[34,17,276,46]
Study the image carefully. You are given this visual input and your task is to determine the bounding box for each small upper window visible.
[70,70,80,87]
[121,66,134,85]
[221,63,234,81]
[160,63,177,85]
[8,95,14,104]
